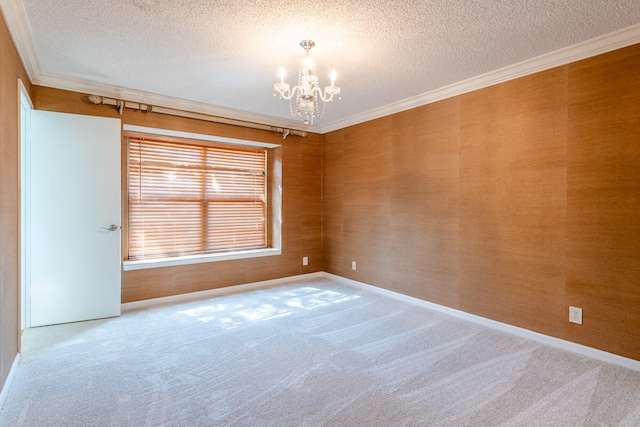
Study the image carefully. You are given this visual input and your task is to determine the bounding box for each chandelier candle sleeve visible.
[273,40,341,125]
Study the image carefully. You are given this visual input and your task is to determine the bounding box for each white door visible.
[29,110,121,327]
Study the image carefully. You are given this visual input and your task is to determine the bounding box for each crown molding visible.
[4,0,640,135]
[0,0,315,132]
[0,0,40,81]
[34,73,318,133]
[320,22,640,133]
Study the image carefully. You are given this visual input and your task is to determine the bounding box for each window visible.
[126,134,268,261]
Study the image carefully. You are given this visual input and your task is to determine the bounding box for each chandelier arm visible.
[315,86,337,103]
[288,86,301,101]
[275,85,299,101]
[279,88,295,101]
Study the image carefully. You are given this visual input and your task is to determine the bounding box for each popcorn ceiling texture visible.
[22,0,640,126]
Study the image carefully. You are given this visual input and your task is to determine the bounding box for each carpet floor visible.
[1,276,639,426]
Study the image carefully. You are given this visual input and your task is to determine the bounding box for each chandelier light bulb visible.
[278,67,285,84]
[305,57,314,71]
[330,70,337,86]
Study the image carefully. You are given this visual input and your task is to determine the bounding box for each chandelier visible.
[273,40,341,125]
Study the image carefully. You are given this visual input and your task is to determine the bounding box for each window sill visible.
[122,248,281,271]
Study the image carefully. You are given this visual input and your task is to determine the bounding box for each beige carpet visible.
[1,276,639,426]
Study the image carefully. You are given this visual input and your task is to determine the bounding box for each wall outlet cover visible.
[569,306,583,325]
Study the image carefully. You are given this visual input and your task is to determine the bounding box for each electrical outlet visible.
[569,306,582,325]
[302,256,308,266]
[352,261,357,270]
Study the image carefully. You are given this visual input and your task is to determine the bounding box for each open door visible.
[29,110,121,327]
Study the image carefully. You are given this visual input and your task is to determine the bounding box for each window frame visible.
[122,125,281,271]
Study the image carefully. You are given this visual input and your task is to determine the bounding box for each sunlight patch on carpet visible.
[177,286,360,328]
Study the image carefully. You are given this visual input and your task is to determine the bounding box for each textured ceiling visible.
[14,0,640,130]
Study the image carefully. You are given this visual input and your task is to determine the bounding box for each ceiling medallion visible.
[274,40,341,125]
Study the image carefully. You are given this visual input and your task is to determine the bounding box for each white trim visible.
[35,73,319,133]
[118,270,640,371]
[18,79,33,335]
[0,0,40,82]
[3,0,639,135]
[18,79,32,109]
[122,125,280,149]
[322,273,640,373]
[0,353,20,412]
[123,248,282,271]
[319,23,640,133]
[121,272,325,312]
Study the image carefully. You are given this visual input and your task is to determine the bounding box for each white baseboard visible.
[120,270,640,372]
[0,353,21,413]
[121,272,325,312]
[323,272,640,373]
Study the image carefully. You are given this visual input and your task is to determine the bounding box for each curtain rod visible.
[86,95,307,139]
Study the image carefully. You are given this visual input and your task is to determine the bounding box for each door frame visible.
[19,78,33,339]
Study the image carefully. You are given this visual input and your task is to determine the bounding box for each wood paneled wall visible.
[3,12,639,400]
[458,67,568,337]
[566,47,640,358]
[32,87,323,303]
[1,13,32,394]
[323,44,640,361]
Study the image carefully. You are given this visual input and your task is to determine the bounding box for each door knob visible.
[100,224,118,232]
